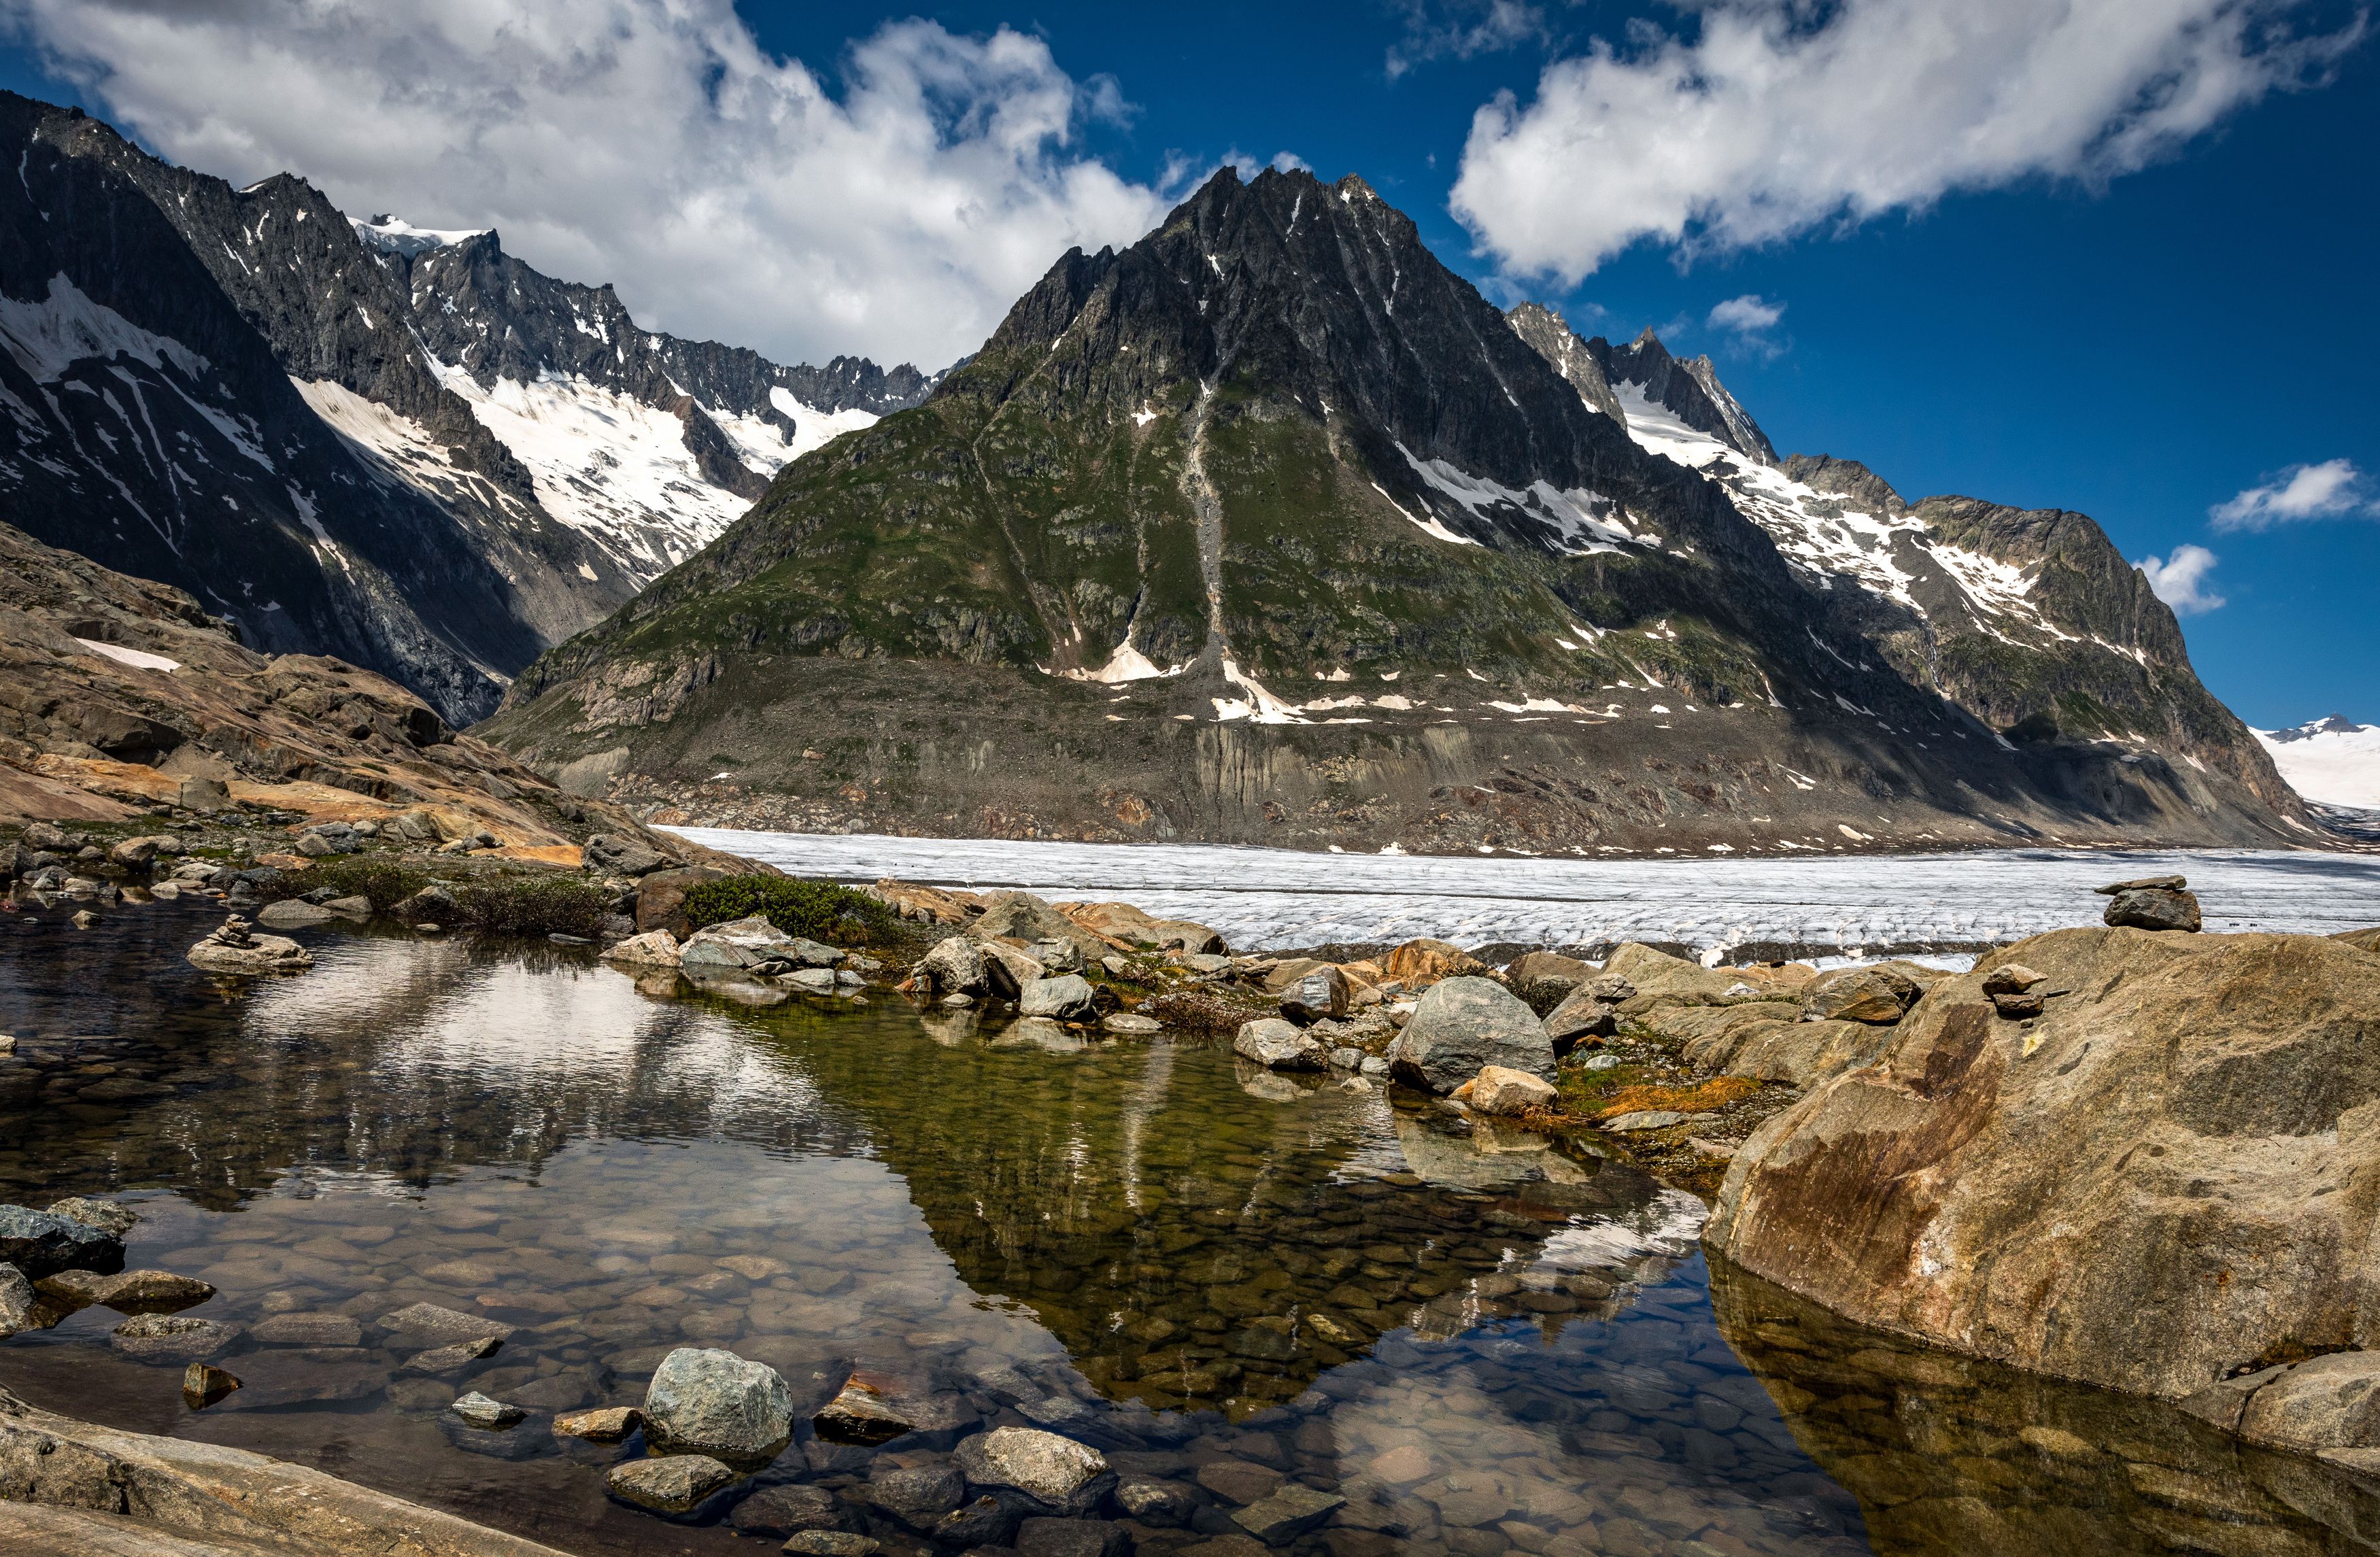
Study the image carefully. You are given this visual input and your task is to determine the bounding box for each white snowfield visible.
[2260,719,2380,810]
[666,829,2380,955]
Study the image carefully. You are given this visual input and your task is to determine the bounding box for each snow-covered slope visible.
[0,90,942,717]
[2259,717,2380,808]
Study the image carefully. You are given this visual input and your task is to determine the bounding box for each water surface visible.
[5,901,2362,1556]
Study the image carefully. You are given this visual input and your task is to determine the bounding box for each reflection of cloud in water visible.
[243,941,824,1120]
[1536,1187,1708,1271]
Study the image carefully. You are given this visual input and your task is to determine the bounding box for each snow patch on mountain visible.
[1395,442,1651,554]
[350,216,488,258]
[2258,717,2380,809]
[423,362,758,580]
[706,389,877,475]
[1,273,210,383]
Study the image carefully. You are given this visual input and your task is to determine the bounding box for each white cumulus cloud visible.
[5,0,1172,369]
[2136,543,2226,614]
[2209,458,2377,530]
[1450,0,2367,283]
[1707,294,1784,333]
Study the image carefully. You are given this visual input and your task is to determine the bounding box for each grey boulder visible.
[955,1425,1114,1513]
[1019,974,1096,1021]
[1383,976,1554,1094]
[0,1204,124,1278]
[919,936,989,996]
[608,1453,737,1513]
[1234,1019,1326,1072]
[1280,966,1349,1025]
[643,1346,795,1460]
[2105,886,2203,932]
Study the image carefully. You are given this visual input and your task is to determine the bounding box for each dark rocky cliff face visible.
[482,166,2306,853]
[0,92,937,722]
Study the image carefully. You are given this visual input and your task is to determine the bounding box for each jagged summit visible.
[486,164,2303,854]
[0,90,942,718]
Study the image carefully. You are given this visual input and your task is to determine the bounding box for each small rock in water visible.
[1116,1479,1197,1525]
[69,909,100,929]
[450,1391,526,1430]
[1017,1516,1132,1557]
[1102,1012,1161,1035]
[379,1301,515,1347]
[866,1463,966,1530]
[932,1493,1029,1548]
[250,1311,362,1346]
[90,1269,216,1314]
[730,1483,853,1537]
[402,1337,505,1375]
[607,1453,737,1513]
[955,1424,1113,1513]
[186,915,313,975]
[602,929,682,967]
[1230,1484,1346,1543]
[182,1362,241,1407]
[1470,1064,1558,1116]
[111,1312,240,1363]
[645,1346,795,1460]
[1327,1046,1362,1070]
[781,1535,883,1557]
[554,1405,643,1442]
[813,1371,920,1445]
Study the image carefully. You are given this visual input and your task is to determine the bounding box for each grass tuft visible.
[680,874,900,946]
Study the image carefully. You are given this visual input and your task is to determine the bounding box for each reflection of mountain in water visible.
[790,1021,1697,1414]
[1,916,1703,1418]
[1712,1258,2380,1555]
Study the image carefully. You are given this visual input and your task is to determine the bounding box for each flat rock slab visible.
[379,1301,515,1347]
[1231,1485,1346,1543]
[607,1454,736,1513]
[110,1314,240,1365]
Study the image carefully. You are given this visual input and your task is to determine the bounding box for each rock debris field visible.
[670,832,2380,957]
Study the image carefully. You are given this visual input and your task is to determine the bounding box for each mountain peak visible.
[1595,327,1775,464]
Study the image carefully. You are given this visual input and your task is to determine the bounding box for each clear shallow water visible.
[3,900,2366,1557]
[666,830,2380,955]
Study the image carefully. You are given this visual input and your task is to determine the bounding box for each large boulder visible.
[1383,977,1553,1095]
[634,865,728,935]
[583,833,668,877]
[643,1347,795,1461]
[970,891,1110,965]
[1469,1065,1557,1116]
[2105,886,2203,933]
[918,936,990,995]
[1708,927,2380,1405]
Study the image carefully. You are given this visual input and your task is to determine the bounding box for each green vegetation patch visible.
[681,874,900,946]
[452,876,615,939]
[294,857,428,912]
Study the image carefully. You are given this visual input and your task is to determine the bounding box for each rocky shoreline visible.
[7,844,2380,1552]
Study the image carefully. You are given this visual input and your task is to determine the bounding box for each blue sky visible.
[3,1,2372,728]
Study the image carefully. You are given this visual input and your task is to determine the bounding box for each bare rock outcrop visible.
[1708,927,2380,1407]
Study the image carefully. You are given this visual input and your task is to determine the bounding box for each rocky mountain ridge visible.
[481,165,2311,855]
[0,92,936,723]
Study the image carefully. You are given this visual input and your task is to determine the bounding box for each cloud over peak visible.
[1449,0,2367,284]
[2137,543,2226,615]
[10,0,1171,369]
